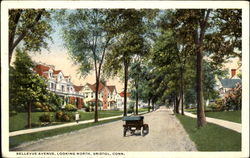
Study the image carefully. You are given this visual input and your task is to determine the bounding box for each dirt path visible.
[13,106,197,151]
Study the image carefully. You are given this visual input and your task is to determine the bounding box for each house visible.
[215,69,241,98]
[33,63,84,109]
[116,92,131,110]
[79,82,118,110]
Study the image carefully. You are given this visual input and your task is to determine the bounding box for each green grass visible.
[184,109,241,123]
[10,110,124,132]
[176,114,241,151]
[184,108,197,113]
[9,118,121,149]
[205,111,241,123]
[138,108,148,112]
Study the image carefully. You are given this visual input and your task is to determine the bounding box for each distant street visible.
[13,106,197,151]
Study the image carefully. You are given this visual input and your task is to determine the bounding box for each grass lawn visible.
[9,118,121,149]
[10,110,123,132]
[176,114,241,151]
[138,108,148,112]
[184,109,241,123]
[205,111,241,123]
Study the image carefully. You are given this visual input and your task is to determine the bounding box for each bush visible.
[55,111,64,120]
[85,107,90,112]
[224,84,242,111]
[208,98,225,111]
[55,111,74,122]
[39,113,52,122]
[64,104,77,112]
[128,105,134,113]
[61,112,73,122]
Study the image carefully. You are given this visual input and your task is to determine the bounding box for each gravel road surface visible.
[13,106,197,151]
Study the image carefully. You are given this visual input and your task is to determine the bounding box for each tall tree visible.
[10,49,50,128]
[104,9,153,116]
[8,9,52,64]
[56,9,114,122]
[161,9,241,127]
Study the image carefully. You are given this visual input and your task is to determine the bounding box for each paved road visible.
[13,106,197,151]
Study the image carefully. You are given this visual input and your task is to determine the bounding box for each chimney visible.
[231,69,236,78]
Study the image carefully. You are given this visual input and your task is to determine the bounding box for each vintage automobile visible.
[122,116,149,136]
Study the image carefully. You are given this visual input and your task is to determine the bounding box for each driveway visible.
[13,106,197,151]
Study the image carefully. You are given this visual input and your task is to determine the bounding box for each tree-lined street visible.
[6,5,244,153]
[13,106,196,151]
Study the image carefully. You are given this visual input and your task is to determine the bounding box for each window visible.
[91,93,94,98]
[61,85,64,92]
[51,83,54,89]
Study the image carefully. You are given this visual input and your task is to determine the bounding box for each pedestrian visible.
[75,112,80,123]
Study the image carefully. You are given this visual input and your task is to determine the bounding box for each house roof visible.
[107,85,116,93]
[87,82,106,92]
[33,65,51,79]
[119,92,131,97]
[220,79,241,88]
[73,85,83,92]
[53,70,61,75]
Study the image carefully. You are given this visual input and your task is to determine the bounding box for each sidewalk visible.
[9,111,148,137]
[184,112,241,133]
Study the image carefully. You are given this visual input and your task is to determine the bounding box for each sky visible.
[29,19,125,92]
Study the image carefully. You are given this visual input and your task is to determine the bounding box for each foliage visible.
[9,49,52,128]
[55,111,73,122]
[56,9,117,122]
[9,9,52,63]
[9,49,50,112]
[127,105,135,114]
[64,104,77,112]
[208,98,225,111]
[55,111,64,120]
[47,92,63,111]
[39,113,53,122]
[224,83,242,111]
[103,9,157,116]
[159,9,241,127]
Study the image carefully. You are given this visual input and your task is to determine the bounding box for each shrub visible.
[64,104,77,111]
[224,84,242,111]
[128,105,134,113]
[55,111,64,120]
[208,98,225,111]
[56,111,74,122]
[39,113,52,122]
[61,112,73,122]
[85,107,90,112]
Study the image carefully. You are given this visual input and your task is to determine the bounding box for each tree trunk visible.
[148,99,150,112]
[175,96,180,114]
[123,61,128,116]
[94,78,99,123]
[135,83,139,115]
[181,68,184,115]
[196,49,206,127]
[173,97,176,113]
[152,100,154,111]
[28,102,32,128]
